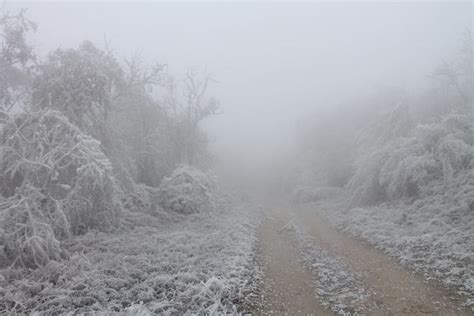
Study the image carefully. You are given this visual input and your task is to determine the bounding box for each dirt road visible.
[257,202,470,315]
[257,205,329,315]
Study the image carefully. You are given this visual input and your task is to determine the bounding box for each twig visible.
[278,219,295,233]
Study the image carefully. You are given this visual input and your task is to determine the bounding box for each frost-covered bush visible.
[348,113,473,205]
[155,165,217,214]
[0,110,122,267]
[121,183,157,214]
[347,105,415,205]
[347,148,389,205]
[0,185,68,268]
[378,138,436,200]
[356,104,413,151]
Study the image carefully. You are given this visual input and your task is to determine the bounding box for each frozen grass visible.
[285,219,369,315]
[0,200,262,314]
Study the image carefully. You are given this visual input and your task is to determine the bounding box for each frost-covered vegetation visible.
[0,110,122,268]
[290,35,473,302]
[156,165,218,215]
[0,200,261,314]
[286,220,368,315]
[0,7,217,263]
[0,8,261,314]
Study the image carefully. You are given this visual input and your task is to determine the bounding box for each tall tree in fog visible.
[0,9,36,113]
[163,69,219,166]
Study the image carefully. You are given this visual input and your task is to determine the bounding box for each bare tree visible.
[163,69,220,165]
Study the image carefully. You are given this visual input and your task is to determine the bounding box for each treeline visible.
[290,32,473,207]
[0,10,217,267]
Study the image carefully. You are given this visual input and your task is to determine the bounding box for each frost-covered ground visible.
[0,202,261,314]
[308,182,474,307]
[285,219,368,315]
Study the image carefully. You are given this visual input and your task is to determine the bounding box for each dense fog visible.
[10,2,470,185]
[0,2,472,315]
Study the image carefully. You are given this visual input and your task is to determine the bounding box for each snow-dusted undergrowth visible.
[0,200,261,314]
[155,165,218,215]
[0,110,122,268]
[286,219,368,315]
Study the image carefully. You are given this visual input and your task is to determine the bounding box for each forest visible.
[0,3,472,315]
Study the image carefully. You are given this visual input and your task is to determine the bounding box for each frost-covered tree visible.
[109,58,171,186]
[0,12,135,267]
[162,69,219,166]
[430,31,473,111]
[28,39,217,188]
[32,41,124,144]
[0,8,36,112]
[0,110,123,267]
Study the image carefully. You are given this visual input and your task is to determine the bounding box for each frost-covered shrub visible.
[0,185,69,268]
[378,138,437,200]
[155,165,217,214]
[356,104,413,151]
[347,105,414,205]
[0,110,122,267]
[347,148,389,205]
[122,183,157,214]
[348,113,473,205]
